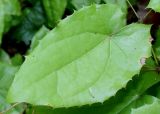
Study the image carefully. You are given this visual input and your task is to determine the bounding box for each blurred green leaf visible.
[11,54,23,66]
[154,86,160,99]
[0,95,24,114]
[71,0,101,9]
[131,95,160,114]
[29,25,49,52]
[0,14,5,45]
[155,47,160,61]
[0,49,24,114]
[11,1,46,45]
[42,0,67,28]
[0,49,11,64]
[147,0,160,13]
[103,0,127,12]
[153,28,160,61]
[0,0,21,44]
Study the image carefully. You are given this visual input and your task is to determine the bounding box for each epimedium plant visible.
[0,0,160,114]
[7,4,151,107]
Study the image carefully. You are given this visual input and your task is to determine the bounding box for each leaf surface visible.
[7,4,151,108]
[11,1,46,45]
[42,0,67,27]
[147,0,160,12]
[0,50,24,114]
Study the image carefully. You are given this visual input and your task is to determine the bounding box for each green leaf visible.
[0,49,11,64]
[0,14,5,45]
[0,64,18,90]
[42,0,67,28]
[103,0,127,12]
[155,86,160,99]
[0,63,23,114]
[0,0,21,44]
[7,4,151,108]
[118,73,160,113]
[29,26,50,52]
[147,0,160,12]
[153,28,160,61]
[71,0,101,9]
[131,96,160,114]
[0,49,24,114]
[155,47,160,61]
[11,54,23,66]
[26,59,160,114]
[0,97,24,114]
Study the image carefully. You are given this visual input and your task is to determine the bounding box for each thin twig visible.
[0,102,21,114]
[126,0,139,19]
[139,9,152,22]
[143,9,152,20]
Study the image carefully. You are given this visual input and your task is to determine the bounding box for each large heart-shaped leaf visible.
[0,50,24,114]
[7,4,151,108]
[0,63,20,114]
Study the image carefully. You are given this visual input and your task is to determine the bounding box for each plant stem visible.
[126,0,139,19]
[0,103,21,114]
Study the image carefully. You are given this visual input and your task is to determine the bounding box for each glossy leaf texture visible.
[71,0,101,9]
[0,0,21,44]
[11,54,23,66]
[42,0,67,28]
[7,4,151,108]
[147,0,160,12]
